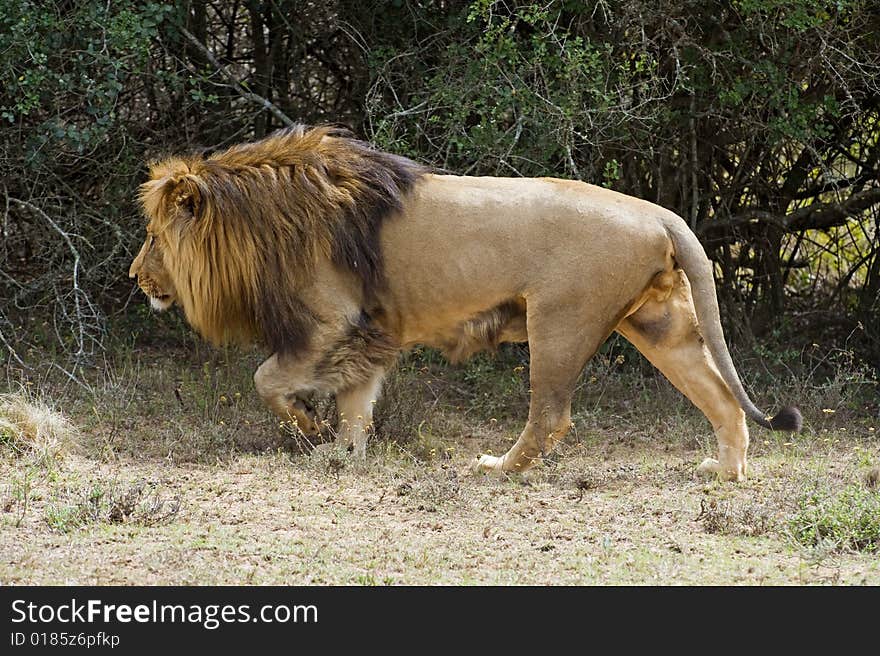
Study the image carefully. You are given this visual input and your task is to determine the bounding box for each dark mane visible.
[139,124,427,354]
[206,124,427,302]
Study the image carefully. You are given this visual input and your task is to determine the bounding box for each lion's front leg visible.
[334,371,386,460]
[254,313,398,460]
[253,354,322,438]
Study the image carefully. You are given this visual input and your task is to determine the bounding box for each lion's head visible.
[130,124,425,353]
[128,232,176,311]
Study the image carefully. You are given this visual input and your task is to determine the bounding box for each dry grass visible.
[44,479,181,533]
[697,497,779,537]
[1,339,878,585]
[0,391,76,464]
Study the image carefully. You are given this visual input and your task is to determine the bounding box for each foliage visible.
[789,483,880,553]
[0,1,177,361]
[0,0,878,370]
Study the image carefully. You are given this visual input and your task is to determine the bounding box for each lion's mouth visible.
[149,294,174,311]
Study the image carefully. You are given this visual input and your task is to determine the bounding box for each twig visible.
[7,197,92,359]
[689,92,699,230]
[0,324,26,368]
[179,27,296,129]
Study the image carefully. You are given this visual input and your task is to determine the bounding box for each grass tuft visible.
[45,480,181,533]
[788,484,880,553]
[0,392,76,465]
[698,497,777,537]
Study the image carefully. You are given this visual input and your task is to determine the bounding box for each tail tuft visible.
[765,406,802,432]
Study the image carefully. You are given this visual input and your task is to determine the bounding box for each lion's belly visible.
[379,252,530,352]
[394,298,528,360]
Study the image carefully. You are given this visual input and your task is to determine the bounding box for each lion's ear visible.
[140,160,206,225]
[167,175,202,221]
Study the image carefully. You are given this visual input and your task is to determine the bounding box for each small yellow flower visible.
[822,408,835,414]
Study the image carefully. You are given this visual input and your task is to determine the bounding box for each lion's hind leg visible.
[617,270,749,481]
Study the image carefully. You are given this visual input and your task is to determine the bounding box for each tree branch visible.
[179,26,295,129]
[699,186,880,236]
[793,171,879,200]
[786,186,880,231]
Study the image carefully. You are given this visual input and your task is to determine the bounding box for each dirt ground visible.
[2,342,878,585]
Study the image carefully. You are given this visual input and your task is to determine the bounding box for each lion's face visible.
[128,232,177,311]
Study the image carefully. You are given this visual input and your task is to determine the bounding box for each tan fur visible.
[131,126,800,480]
[439,300,526,364]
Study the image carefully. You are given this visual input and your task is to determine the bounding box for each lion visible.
[129,124,802,481]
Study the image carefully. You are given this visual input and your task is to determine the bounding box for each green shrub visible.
[789,484,880,553]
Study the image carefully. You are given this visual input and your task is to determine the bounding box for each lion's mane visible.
[138,124,426,353]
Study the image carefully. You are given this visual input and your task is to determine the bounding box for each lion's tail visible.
[661,214,802,432]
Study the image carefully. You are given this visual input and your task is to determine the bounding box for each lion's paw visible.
[471,454,502,475]
[289,397,320,435]
[696,457,720,478]
[696,457,745,482]
[311,440,369,465]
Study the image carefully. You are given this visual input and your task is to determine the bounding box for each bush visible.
[1,1,878,369]
[789,484,880,553]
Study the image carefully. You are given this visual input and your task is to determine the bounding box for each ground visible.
[1,330,878,585]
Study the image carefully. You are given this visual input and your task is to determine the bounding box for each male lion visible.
[130,124,801,481]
